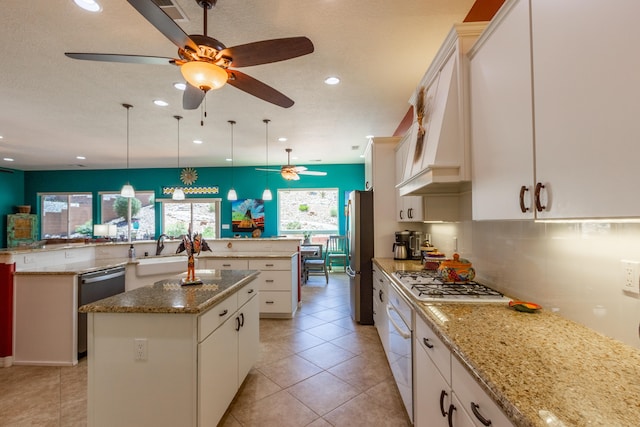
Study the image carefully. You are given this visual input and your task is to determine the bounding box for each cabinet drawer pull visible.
[535,182,546,212]
[519,185,529,213]
[235,316,241,331]
[219,309,228,317]
[439,389,448,417]
[239,312,245,327]
[265,263,274,267]
[378,289,384,303]
[447,403,456,427]
[222,263,231,267]
[471,402,492,426]
[247,288,255,294]
[266,300,275,304]
[423,337,434,349]
[266,279,274,283]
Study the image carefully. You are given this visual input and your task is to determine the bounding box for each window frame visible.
[98,190,156,241]
[158,198,222,239]
[38,192,94,239]
[277,188,340,237]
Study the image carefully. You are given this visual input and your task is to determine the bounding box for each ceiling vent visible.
[150,0,189,22]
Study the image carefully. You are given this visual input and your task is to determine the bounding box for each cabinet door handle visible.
[219,309,228,317]
[471,402,492,426]
[247,288,255,294]
[408,208,413,218]
[266,300,275,304]
[239,312,245,327]
[519,185,530,213]
[399,209,404,220]
[423,337,434,349]
[447,403,456,427]
[439,390,449,417]
[535,182,546,212]
[235,316,241,331]
[379,289,384,303]
[365,181,370,190]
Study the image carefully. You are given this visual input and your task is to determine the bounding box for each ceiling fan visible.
[65,0,314,110]
[256,148,327,181]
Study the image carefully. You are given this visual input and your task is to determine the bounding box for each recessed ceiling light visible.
[3,158,14,162]
[324,76,340,85]
[76,156,86,160]
[153,99,169,107]
[173,82,187,91]
[73,0,102,12]
[365,135,374,139]
[278,137,287,142]
[193,140,203,144]
[0,135,3,139]
[225,158,232,162]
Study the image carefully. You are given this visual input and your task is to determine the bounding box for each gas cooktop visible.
[393,270,510,302]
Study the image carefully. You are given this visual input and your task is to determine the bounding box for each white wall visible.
[427,220,640,349]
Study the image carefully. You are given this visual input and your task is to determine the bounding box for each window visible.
[278,189,339,236]
[40,193,93,239]
[99,191,155,241]
[159,199,221,239]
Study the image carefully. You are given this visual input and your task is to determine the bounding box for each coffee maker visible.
[393,231,410,260]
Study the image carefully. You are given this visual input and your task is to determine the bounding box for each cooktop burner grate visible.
[393,270,508,302]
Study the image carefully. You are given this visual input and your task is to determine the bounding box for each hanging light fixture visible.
[262,119,273,201]
[172,115,185,200]
[227,120,238,201]
[120,103,135,198]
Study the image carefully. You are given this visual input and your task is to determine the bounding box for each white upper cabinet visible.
[395,126,424,222]
[471,0,640,220]
[469,0,535,220]
[531,0,640,219]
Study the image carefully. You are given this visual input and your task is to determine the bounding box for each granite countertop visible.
[373,258,640,427]
[14,258,130,275]
[79,269,259,314]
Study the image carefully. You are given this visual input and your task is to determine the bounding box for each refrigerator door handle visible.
[346,265,356,278]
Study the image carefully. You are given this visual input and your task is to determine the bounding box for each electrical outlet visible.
[621,260,640,295]
[134,338,148,361]
[23,255,34,264]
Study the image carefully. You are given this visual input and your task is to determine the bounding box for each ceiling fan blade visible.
[255,168,282,172]
[127,0,199,52]
[298,170,328,176]
[219,37,314,68]
[65,53,176,65]
[183,83,206,110]
[226,70,294,108]
[293,166,308,172]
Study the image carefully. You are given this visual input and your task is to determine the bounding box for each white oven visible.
[385,285,413,422]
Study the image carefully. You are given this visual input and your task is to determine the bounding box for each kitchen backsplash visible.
[427,220,640,349]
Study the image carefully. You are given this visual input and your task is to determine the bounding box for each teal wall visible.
[21,163,364,240]
[0,169,26,247]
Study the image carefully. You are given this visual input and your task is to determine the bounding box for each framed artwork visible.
[231,199,265,232]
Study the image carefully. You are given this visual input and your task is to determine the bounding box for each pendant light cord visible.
[229,119,236,183]
[264,118,270,185]
[123,103,133,179]
[174,115,182,168]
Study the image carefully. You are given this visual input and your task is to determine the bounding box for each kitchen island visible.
[374,258,640,427]
[79,269,260,427]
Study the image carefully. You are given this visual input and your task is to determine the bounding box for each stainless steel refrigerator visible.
[346,190,374,324]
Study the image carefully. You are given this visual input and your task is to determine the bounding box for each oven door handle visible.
[386,304,411,339]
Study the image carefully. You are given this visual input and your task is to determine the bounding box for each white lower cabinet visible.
[198,291,258,426]
[372,266,389,352]
[414,315,513,427]
[200,256,299,318]
[452,356,513,427]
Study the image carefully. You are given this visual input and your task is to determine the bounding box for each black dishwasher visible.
[77,266,126,357]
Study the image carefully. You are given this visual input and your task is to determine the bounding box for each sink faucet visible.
[156,234,168,256]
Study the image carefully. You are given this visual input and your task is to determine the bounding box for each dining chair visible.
[302,243,328,284]
[326,235,348,272]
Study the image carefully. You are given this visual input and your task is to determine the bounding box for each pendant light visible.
[262,119,273,201]
[227,120,238,201]
[172,115,185,200]
[120,103,135,198]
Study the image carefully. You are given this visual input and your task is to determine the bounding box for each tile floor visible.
[0,273,411,426]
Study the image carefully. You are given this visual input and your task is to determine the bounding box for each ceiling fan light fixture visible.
[181,61,227,92]
[281,169,299,181]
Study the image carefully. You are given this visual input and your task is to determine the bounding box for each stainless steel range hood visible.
[397,23,485,197]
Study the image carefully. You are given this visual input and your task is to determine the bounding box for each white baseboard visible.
[1,356,13,368]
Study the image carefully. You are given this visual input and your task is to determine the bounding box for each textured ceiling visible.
[0,0,478,171]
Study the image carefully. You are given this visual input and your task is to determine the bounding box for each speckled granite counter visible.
[373,258,640,427]
[79,269,259,314]
[14,258,130,275]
